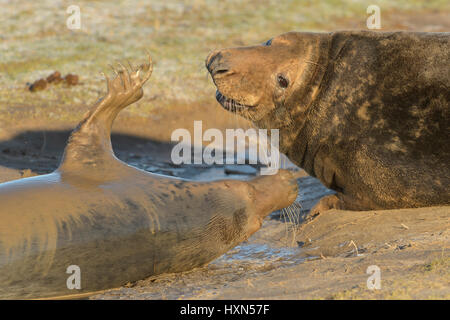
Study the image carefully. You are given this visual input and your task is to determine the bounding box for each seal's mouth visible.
[215,90,252,113]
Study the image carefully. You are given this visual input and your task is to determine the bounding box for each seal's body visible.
[206,31,450,211]
[0,57,298,299]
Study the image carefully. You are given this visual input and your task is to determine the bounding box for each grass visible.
[423,256,449,274]
[1,0,449,129]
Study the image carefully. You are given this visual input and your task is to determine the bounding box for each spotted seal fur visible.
[206,31,449,212]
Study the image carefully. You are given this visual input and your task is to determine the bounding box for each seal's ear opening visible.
[58,55,153,172]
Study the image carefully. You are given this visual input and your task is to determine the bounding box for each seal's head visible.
[205,32,329,131]
[244,169,299,236]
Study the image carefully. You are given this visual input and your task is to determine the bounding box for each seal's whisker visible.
[280,208,291,245]
[303,59,325,69]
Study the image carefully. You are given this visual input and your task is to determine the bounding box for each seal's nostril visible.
[205,51,222,72]
[206,51,231,78]
[213,68,229,77]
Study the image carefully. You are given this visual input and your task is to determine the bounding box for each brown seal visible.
[206,31,450,212]
[0,55,299,299]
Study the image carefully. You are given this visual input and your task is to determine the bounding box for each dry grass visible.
[1,0,448,130]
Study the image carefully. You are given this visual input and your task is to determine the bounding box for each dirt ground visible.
[1,0,449,300]
[92,208,449,300]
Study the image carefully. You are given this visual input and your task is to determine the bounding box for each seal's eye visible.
[263,39,272,46]
[277,74,289,88]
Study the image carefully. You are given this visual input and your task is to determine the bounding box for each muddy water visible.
[213,243,303,267]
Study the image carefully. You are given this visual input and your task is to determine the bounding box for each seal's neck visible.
[296,33,352,173]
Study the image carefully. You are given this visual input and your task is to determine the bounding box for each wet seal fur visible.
[0,56,298,299]
[206,31,450,212]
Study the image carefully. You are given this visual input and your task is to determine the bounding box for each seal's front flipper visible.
[58,56,153,175]
[308,194,343,219]
[308,193,377,219]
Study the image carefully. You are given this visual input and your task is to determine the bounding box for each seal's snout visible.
[250,169,299,218]
[245,169,298,236]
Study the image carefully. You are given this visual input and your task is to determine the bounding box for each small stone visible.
[64,73,79,86]
[20,169,37,178]
[46,71,63,84]
[29,79,47,92]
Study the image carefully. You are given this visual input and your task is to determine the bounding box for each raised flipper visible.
[58,56,153,178]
